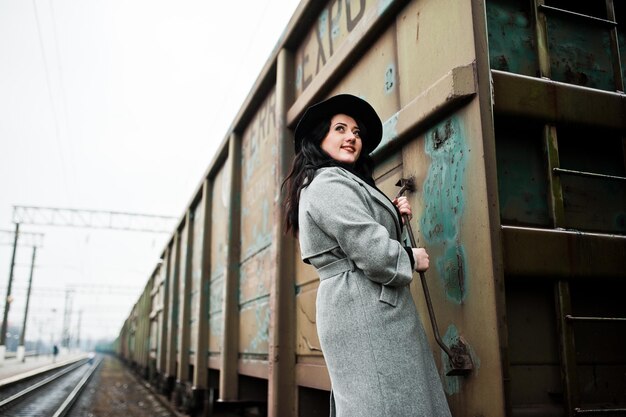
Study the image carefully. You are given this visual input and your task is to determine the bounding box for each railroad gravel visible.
[68,354,176,417]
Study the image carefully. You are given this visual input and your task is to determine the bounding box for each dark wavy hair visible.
[282,116,374,237]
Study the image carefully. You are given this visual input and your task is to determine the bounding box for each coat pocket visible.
[379,285,398,307]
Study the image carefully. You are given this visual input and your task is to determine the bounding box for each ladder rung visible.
[538,5,617,27]
[566,315,626,323]
[553,168,626,182]
[574,407,626,415]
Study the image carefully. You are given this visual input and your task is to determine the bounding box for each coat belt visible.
[317,258,355,281]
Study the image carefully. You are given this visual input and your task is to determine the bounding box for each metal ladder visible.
[554,281,626,416]
[530,4,626,415]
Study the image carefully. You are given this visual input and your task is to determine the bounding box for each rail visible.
[0,355,102,416]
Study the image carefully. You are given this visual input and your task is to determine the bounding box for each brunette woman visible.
[283,94,452,417]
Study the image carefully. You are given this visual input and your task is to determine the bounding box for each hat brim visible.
[294,94,382,155]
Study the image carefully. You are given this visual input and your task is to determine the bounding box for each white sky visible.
[0,0,301,347]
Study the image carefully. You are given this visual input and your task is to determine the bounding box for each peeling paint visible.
[251,300,270,351]
[319,8,329,40]
[241,91,276,260]
[209,276,224,315]
[420,117,469,303]
[437,245,467,304]
[295,64,303,90]
[244,197,272,260]
[209,314,223,351]
[384,63,396,95]
[441,325,462,395]
[486,1,537,76]
[210,241,227,279]
[331,0,342,41]
[378,112,398,150]
[377,0,394,16]
[241,298,270,353]
[547,15,615,91]
[441,325,480,395]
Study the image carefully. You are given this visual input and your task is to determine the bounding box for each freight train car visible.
[119,275,153,378]
[118,0,626,416]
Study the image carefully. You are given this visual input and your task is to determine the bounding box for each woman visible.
[283,94,452,417]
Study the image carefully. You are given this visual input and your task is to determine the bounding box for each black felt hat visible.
[294,94,383,154]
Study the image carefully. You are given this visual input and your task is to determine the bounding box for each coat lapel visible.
[339,168,403,239]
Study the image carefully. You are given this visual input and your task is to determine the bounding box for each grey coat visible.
[299,167,452,417]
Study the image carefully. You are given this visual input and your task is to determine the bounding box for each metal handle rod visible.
[402,213,455,361]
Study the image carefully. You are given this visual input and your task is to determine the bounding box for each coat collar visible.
[333,167,403,239]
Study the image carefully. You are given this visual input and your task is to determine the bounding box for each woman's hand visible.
[392,196,412,224]
[411,247,429,272]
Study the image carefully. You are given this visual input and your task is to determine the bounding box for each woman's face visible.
[320,114,362,164]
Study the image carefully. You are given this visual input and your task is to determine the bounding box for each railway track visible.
[0,355,102,417]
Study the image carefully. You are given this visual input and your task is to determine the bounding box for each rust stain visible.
[433,120,454,150]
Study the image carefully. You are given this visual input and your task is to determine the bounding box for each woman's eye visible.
[353,130,361,137]
[336,126,345,132]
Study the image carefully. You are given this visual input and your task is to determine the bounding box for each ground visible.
[68,355,176,417]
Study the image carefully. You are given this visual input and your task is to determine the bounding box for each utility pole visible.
[17,246,37,361]
[62,289,73,350]
[0,222,19,363]
[75,309,82,351]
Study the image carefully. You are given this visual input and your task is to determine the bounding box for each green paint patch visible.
[495,119,550,226]
[441,325,461,395]
[486,0,537,76]
[547,14,615,91]
[420,117,469,303]
[384,63,396,95]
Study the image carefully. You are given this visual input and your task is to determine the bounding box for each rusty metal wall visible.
[488,0,626,415]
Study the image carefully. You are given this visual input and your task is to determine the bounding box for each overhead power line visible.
[31,0,70,201]
[12,206,177,233]
[0,284,142,296]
